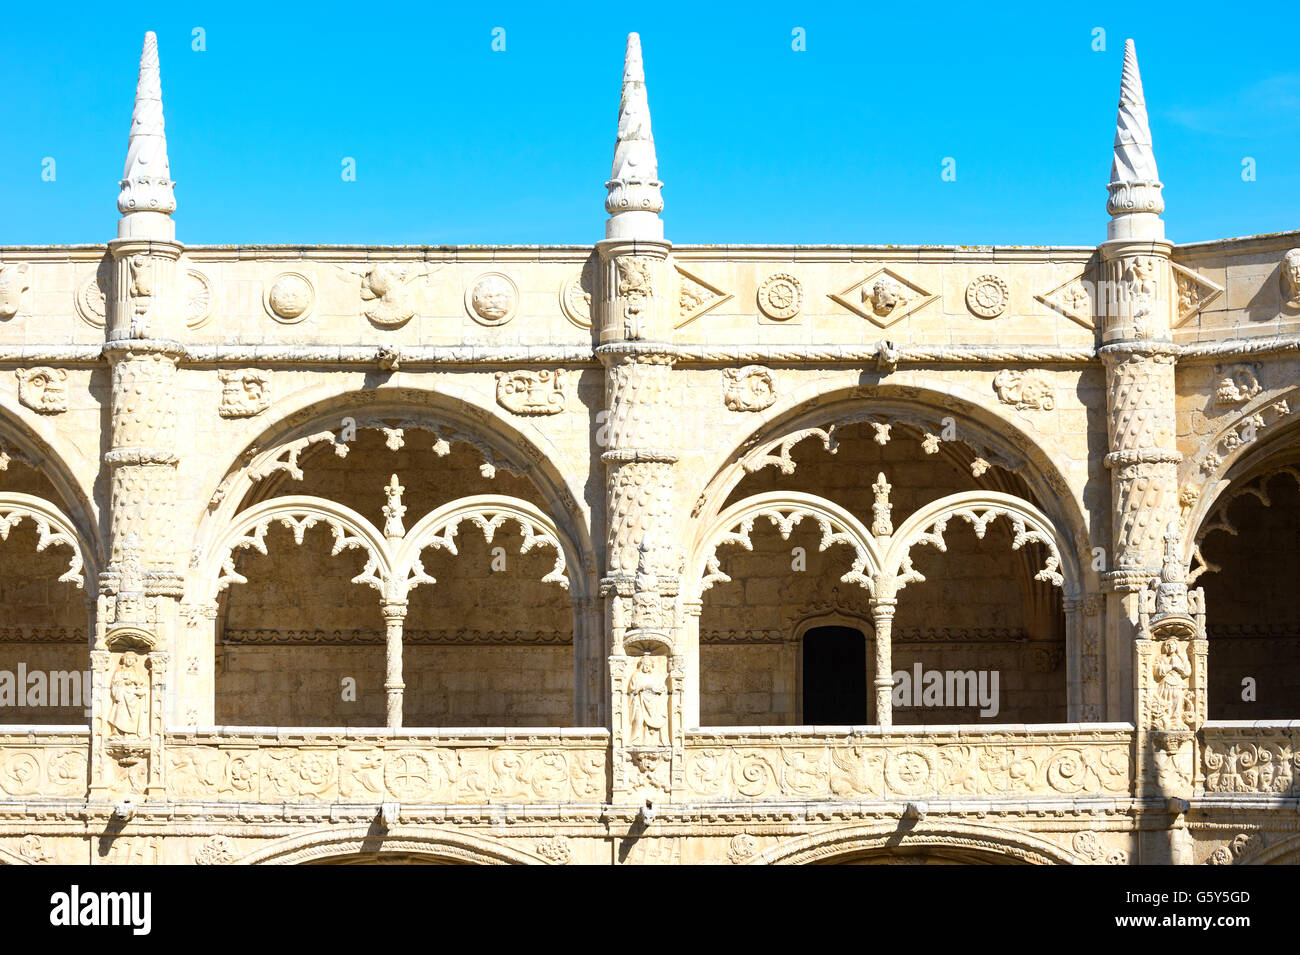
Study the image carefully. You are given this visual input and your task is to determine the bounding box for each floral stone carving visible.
[965,274,1009,318]
[1213,365,1261,405]
[757,272,802,320]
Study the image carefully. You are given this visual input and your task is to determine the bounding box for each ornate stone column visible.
[597,33,684,806]
[382,601,407,729]
[869,594,897,728]
[92,31,184,803]
[1098,40,1180,726]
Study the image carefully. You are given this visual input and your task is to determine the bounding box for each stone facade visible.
[0,32,1296,865]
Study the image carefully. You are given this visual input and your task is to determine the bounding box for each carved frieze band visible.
[166,738,607,804]
[684,733,1131,800]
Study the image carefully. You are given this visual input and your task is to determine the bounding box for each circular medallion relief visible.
[265,271,315,324]
[757,272,803,320]
[560,261,595,329]
[965,274,1009,319]
[185,269,214,329]
[76,271,108,329]
[466,272,518,326]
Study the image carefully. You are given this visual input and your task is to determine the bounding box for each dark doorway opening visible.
[802,626,867,724]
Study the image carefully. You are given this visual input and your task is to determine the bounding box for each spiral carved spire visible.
[117,31,176,240]
[605,33,664,241]
[1106,40,1164,237]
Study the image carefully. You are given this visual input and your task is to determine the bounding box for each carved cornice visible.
[1204,624,1300,640]
[0,627,87,644]
[1179,335,1300,363]
[1,337,1296,369]
[701,627,1030,646]
[595,342,678,364]
[223,628,572,647]
[185,345,598,366]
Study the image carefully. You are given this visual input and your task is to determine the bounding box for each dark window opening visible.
[802,626,867,724]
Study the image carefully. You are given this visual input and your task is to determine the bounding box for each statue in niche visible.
[628,654,667,746]
[107,651,148,737]
[1152,637,1195,731]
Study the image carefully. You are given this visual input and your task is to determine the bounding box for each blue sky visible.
[2,0,1297,246]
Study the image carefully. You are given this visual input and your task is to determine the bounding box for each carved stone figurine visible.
[1282,249,1300,310]
[868,277,906,317]
[15,367,68,414]
[0,263,31,319]
[627,654,667,746]
[1152,638,1194,731]
[107,651,148,737]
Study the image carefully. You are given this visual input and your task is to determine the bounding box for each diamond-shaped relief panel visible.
[1170,262,1224,328]
[1035,273,1095,330]
[674,265,732,329]
[828,266,937,328]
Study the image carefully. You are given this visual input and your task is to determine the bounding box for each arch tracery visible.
[197,487,578,730]
[0,492,93,588]
[884,491,1074,597]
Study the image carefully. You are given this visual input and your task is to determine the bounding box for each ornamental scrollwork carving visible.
[166,737,607,804]
[682,734,1130,800]
[207,417,525,512]
[211,499,389,600]
[496,369,566,415]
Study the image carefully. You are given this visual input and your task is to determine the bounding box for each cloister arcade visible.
[0,382,1296,739]
[0,29,1296,865]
